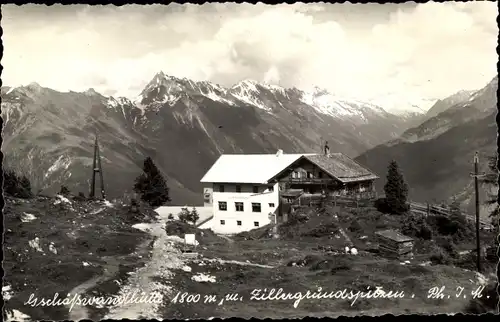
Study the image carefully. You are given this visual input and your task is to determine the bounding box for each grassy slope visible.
[3,195,158,320]
[159,205,497,319]
[355,111,496,205]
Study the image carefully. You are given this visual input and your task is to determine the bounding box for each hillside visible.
[1,73,422,205]
[396,76,497,144]
[2,194,159,321]
[424,90,476,120]
[355,76,497,205]
[356,112,496,205]
[157,204,496,319]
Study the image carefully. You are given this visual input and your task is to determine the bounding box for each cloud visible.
[2,2,498,108]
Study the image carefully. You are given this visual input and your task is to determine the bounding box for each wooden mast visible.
[89,134,106,200]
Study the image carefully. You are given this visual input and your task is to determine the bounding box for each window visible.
[292,171,297,178]
[253,186,259,193]
[252,203,261,213]
[237,220,242,226]
[254,221,260,227]
[268,185,274,192]
[269,203,275,208]
[235,202,244,212]
[236,185,241,193]
[307,171,313,178]
[219,185,225,192]
[220,220,225,225]
[318,172,323,178]
[218,201,227,211]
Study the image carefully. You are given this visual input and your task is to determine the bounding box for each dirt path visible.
[103,219,185,320]
[67,256,121,321]
[204,258,274,269]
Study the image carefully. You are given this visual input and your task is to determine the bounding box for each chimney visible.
[324,141,330,157]
[276,149,283,157]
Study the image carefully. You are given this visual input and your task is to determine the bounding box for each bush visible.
[435,236,459,259]
[401,214,433,240]
[72,192,87,202]
[4,169,33,199]
[426,214,473,243]
[178,207,190,223]
[190,207,200,225]
[348,219,362,233]
[429,248,452,265]
[59,185,71,196]
[168,213,174,220]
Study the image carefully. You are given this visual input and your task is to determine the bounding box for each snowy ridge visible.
[299,87,387,121]
[229,80,272,112]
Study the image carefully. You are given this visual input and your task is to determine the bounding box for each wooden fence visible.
[409,201,493,230]
[290,194,375,209]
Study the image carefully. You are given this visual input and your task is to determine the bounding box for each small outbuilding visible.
[375,229,414,260]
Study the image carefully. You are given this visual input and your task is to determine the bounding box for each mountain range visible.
[355,75,498,214]
[1,72,496,206]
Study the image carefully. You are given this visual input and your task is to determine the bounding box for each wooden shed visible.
[375,229,414,260]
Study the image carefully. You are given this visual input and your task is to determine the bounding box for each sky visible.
[2,2,498,111]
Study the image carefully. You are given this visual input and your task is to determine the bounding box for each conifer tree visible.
[383,160,409,214]
[133,157,171,207]
[59,185,71,196]
[190,207,200,225]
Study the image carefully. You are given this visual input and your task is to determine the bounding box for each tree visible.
[383,160,409,214]
[59,185,71,196]
[19,175,33,198]
[133,157,171,207]
[190,207,200,225]
[4,169,33,199]
[178,207,190,223]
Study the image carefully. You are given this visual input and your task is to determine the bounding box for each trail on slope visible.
[103,218,185,320]
[67,256,121,321]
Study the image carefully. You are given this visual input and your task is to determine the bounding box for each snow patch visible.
[5,309,31,322]
[191,273,216,283]
[182,265,192,272]
[45,155,72,178]
[49,242,58,255]
[82,261,91,267]
[20,212,37,222]
[54,194,72,205]
[103,200,114,208]
[132,223,154,233]
[2,285,14,301]
[29,237,44,253]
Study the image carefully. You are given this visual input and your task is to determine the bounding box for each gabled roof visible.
[303,153,378,183]
[200,152,378,185]
[200,153,315,184]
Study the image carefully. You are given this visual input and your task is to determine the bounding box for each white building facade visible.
[200,152,306,235]
[204,182,279,234]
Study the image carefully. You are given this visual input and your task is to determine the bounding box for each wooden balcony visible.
[285,177,336,184]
